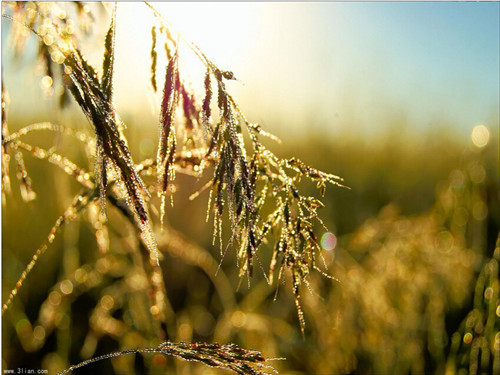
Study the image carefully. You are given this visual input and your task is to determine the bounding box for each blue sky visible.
[2,2,499,138]
[230,1,500,136]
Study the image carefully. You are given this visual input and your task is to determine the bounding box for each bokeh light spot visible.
[59,280,73,295]
[140,138,154,156]
[469,165,486,184]
[178,323,192,340]
[321,232,337,251]
[48,291,61,306]
[74,267,88,283]
[472,201,488,221]
[152,354,167,368]
[194,311,215,336]
[41,75,53,89]
[150,305,160,316]
[101,294,115,310]
[231,310,247,328]
[463,332,473,344]
[471,125,490,148]
[33,325,46,341]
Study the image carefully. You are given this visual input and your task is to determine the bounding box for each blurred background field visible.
[2,2,499,374]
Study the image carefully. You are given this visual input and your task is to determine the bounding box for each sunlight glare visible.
[153,3,258,68]
[113,3,259,115]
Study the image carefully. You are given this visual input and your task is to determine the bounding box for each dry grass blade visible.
[157,50,179,227]
[150,25,158,92]
[101,4,116,101]
[63,29,159,265]
[202,69,212,124]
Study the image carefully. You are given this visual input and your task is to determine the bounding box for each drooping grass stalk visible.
[3,122,90,145]
[9,140,94,189]
[141,3,346,334]
[57,341,279,375]
[2,0,346,353]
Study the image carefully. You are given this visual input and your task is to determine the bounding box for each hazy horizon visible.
[2,2,499,140]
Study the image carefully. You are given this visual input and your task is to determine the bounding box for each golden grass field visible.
[2,2,499,374]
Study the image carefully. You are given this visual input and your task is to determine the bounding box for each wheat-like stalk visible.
[1,2,347,372]
[58,341,280,375]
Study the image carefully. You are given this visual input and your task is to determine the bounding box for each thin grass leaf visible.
[101,4,116,101]
[180,83,199,131]
[157,50,179,227]
[150,25,157,92]
[202,69,212,123]
[157,51,178,163]
[2,122,90,145]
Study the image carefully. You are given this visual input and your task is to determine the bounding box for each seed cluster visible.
[2,2,346,372]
